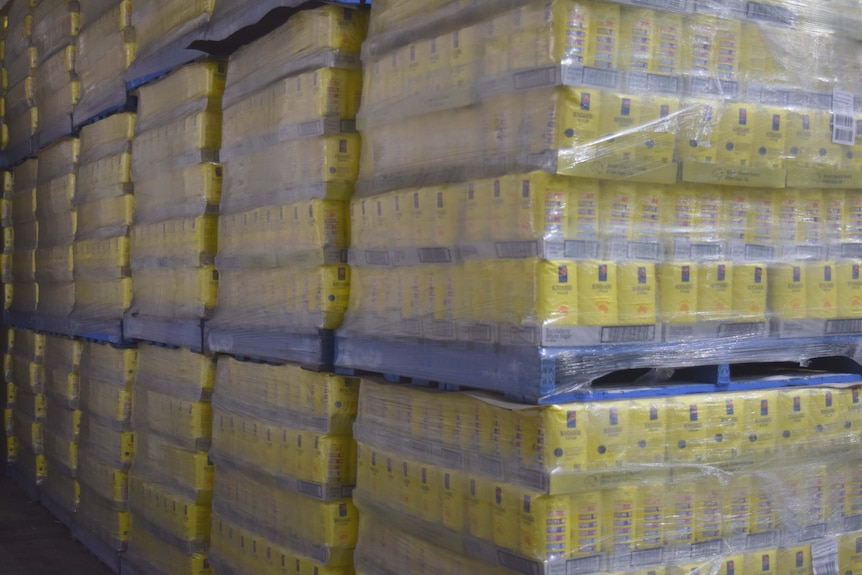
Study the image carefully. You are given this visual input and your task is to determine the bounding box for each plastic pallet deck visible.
[71,525,123,574]
[5,310,38,331]
[72,96,137,131]
[123,315,205,351]
[70,318,130,346]
[40,491,74,529]
[206,326,334,370]
[35,117,75,153]
[32,315,76,338]
[335,334,862,404]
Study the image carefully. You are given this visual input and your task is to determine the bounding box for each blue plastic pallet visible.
[335,334,862,404]
[70,318,132,346]
[72,97,138,132]
[206,325,334,370]
[4,310,38,332]
[123,315,206,352]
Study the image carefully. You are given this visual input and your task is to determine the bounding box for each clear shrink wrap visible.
[42,335,81,407]
[129,61,225,324]
[4,0,35,88]
[72,112,134,322]
[74,0,135,126]
[208,357,360,575]
[336,0,862,401]
[125,345,216,575]
[35,137,78,318]
[207,6,366,352]
[40,467,79,516]
[76,485,130,551]
[31,0,79,62]
[124,521,212,575]
[130,0,213,73]
[78,341,136,428]
[10,159,38,314]
[353,377,862,575]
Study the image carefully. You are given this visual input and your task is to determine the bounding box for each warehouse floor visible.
[0,458,112,575]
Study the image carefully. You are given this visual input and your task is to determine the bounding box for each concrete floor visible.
[0,458,113,575]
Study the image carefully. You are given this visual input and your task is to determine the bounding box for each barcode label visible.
[811,538,839,575]
[565,240,600,259]
[745,244,776,260]
[514,66,558,90]
[745,1,795,25]
[364,250,390,265]
[691,539,723,559]
[582,67,620,89]
[418,247,452,263]
[796,245,824,259]
[691,243,722,258]
[631,547,664,567]
[628,242,660,260]
[841,243,862,258]
[833,90,856,145]
[496,241,538,258]
[566,554,604,575]
[826,319,862,334]
[601,325,656,343]
[718,322,763,338]
[630,0,689,10]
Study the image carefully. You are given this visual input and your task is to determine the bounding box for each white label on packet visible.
[811,538,839,575]
[832,90,855,146]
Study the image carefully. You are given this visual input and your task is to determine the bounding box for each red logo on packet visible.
[754,267,763,284]
[650,403,659,420]
[802,114,810,130]
[772,114,781,131]
[739,108,748,125]
[638,266,647,284]
[559,265,569,284]
[690,405,698,421]
[567,411,577,428]
[609,407,618,425]
[761,400,769,416]
[794,396,801,412]
[581,93,591,111]
[726,399,734,415]
[682,265,691,282]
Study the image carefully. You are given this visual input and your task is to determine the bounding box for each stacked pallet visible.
[33,136,76,328]
[74,341,136,570]
[4,0,34,162]
[5,328,45,494]
[208,359,360,575]
[9,158,36,316]
[31,0,79,147]
[127,60,224,346]
[40,334,81,524]
[124,345,216,575]
[336,0,862,402]
[353,378,862,575]
[73,0,134,127]
[206,5,367,364]
[71,112,134,337]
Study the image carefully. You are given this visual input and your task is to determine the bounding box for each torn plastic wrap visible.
[71,112,134,326]
[74,0,135,127]
[336,0,862,403]
[128,61,225,335]
[128,0,214,81]
[208,357,360,575]
[206,5,367,364]
[125,345,216,575]
[34,137,78,323]
[353,376,862,575]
